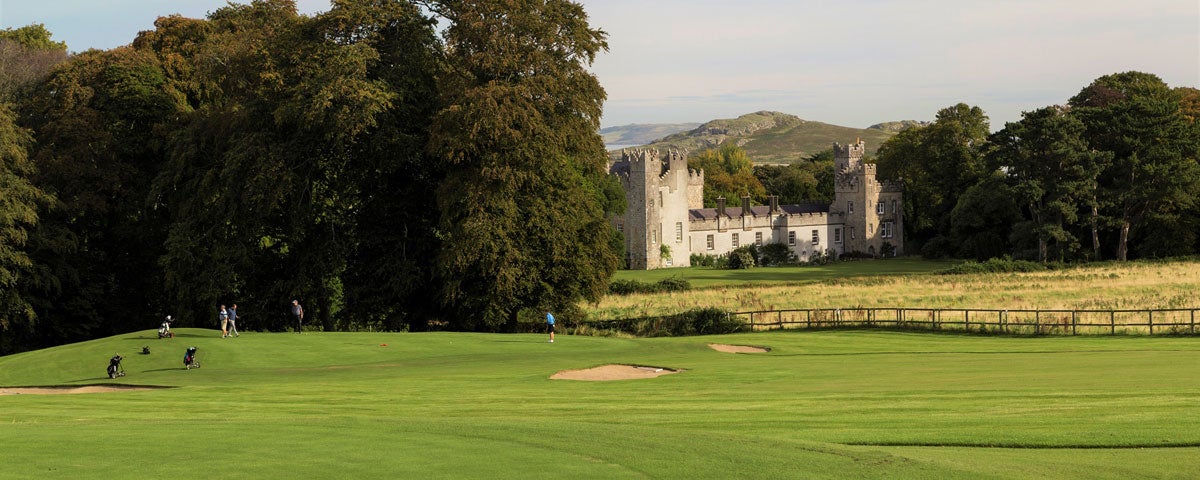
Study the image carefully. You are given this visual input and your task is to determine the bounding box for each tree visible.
[987,106,1106,262]
[424,0,618,330]
[876,103,990,254]
[949,174,1021,261]
[18,46,184,345]
[688,144,765,206]
[753,149,834,205]
[1069,72,1200,261]
[0,24,68,103]
[0,104,53,353]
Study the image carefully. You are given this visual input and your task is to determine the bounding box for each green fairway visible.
[612,258,956,287]
[4,329,1200,478]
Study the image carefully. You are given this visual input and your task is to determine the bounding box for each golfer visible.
[546,311,555,343]
[291,300,304,333]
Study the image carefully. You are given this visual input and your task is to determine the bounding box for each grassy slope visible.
[4,329,1200,478]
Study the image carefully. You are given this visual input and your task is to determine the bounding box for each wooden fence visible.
[732,308,1200,335]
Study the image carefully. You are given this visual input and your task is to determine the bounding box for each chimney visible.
[716,196,726,217]
[769,195,779,214]
[741,196,751,217]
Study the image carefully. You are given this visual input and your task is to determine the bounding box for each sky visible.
[2,0,1197,130]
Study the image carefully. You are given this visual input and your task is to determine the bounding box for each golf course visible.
[4,327,1200,478]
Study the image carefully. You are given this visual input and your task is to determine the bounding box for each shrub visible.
[726,246,757,269]
[940,257,1048,274]
[690,253,718,267]
[759,243,794,266]
[584,307,741,337]
[608,277,693,295]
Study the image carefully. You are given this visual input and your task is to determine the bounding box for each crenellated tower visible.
[609,149,700,269]
[833,140,903,257]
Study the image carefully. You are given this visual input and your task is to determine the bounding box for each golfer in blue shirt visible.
[546,311,555,343]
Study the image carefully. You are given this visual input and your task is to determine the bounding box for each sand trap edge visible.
[551,364,680,381]
[707,343,771,354]
[0,384,174,395]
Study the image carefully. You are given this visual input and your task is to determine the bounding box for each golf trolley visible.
[184,346,200,369]
[158,315,174,339]
[107,354,126,379]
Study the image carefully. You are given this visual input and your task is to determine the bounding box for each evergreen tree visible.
[1069,72,1200,260]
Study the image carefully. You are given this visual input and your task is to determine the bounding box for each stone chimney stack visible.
[716,196,726,217]
[769,195,778,214]
[741,196,751,216]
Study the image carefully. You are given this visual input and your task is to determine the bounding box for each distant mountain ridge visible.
[600,123,701,147]
[605,111,925,163]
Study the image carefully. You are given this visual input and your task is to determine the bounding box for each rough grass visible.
[3,330,1200,478]
[590,259,1200,321]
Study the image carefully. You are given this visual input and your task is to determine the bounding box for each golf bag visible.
[184,346,200,369]
[107,355,125,379]
[158,316,174,339]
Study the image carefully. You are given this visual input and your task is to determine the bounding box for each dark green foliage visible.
[758,243,795,266]
[726,245,757,269]
[586,307,741,337]
[753,149,835,204]
[939,258,1050,274]
[608,277,692,296]
[950,175,1022,260]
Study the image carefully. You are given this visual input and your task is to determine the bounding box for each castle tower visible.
[833,140,903,257]
[609,149,697,269]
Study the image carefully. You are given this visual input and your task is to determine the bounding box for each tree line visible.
[702,74,1199,264]
[0,0,622,354]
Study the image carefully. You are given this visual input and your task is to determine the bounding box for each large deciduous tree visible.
[876,103,990,256]
[0,104,53,352]
[1069,72,1200,261]
[424,0,618,330]
[19,46,184,344]
[689,144,765,206]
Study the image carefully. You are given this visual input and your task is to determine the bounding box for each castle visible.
[609,140,903,269]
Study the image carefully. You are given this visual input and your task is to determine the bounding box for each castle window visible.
[882,222,894,239]
[659,191,664,208]
[732,233,740,248]
[755,232,763,246]
[788,231,796,246]
[652,229,658,244]
[616,221,623,234]
[848,201,854,214]
[811,230,819,245]
[834,228,841,243]
[706,234,714,250]
[891,200,897,214]
[869,224,874,235]
[877,202,884,215]
[675,222,683,242]
[850,227,856,240]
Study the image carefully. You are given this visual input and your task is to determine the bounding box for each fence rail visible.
[732,308,1200,336]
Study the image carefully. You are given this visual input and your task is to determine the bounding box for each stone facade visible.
[610,140,903,269]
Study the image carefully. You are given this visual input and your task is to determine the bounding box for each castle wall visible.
[613,140,902,269]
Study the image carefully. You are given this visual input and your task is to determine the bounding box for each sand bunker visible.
[551,364,679,381]
[0,385,162,395]
[708,343,770,354]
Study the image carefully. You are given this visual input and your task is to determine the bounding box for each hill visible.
[600,122,700,148]
[612,111,921,163]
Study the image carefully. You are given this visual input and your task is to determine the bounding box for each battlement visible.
[833,140,866,161]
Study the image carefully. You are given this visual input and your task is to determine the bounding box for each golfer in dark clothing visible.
[227,304,239,337]
[291,300,304,333]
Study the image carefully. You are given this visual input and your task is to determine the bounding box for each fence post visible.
[1149,310,1153,335]
[965,310,970,331]
[777,310,782,331]
[1192,309,1196,335]
[806,309,811,329]
[1110,310,1115,335]
[1071,310,1077,336]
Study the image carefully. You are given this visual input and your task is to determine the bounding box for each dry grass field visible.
[585,259,1200,321]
